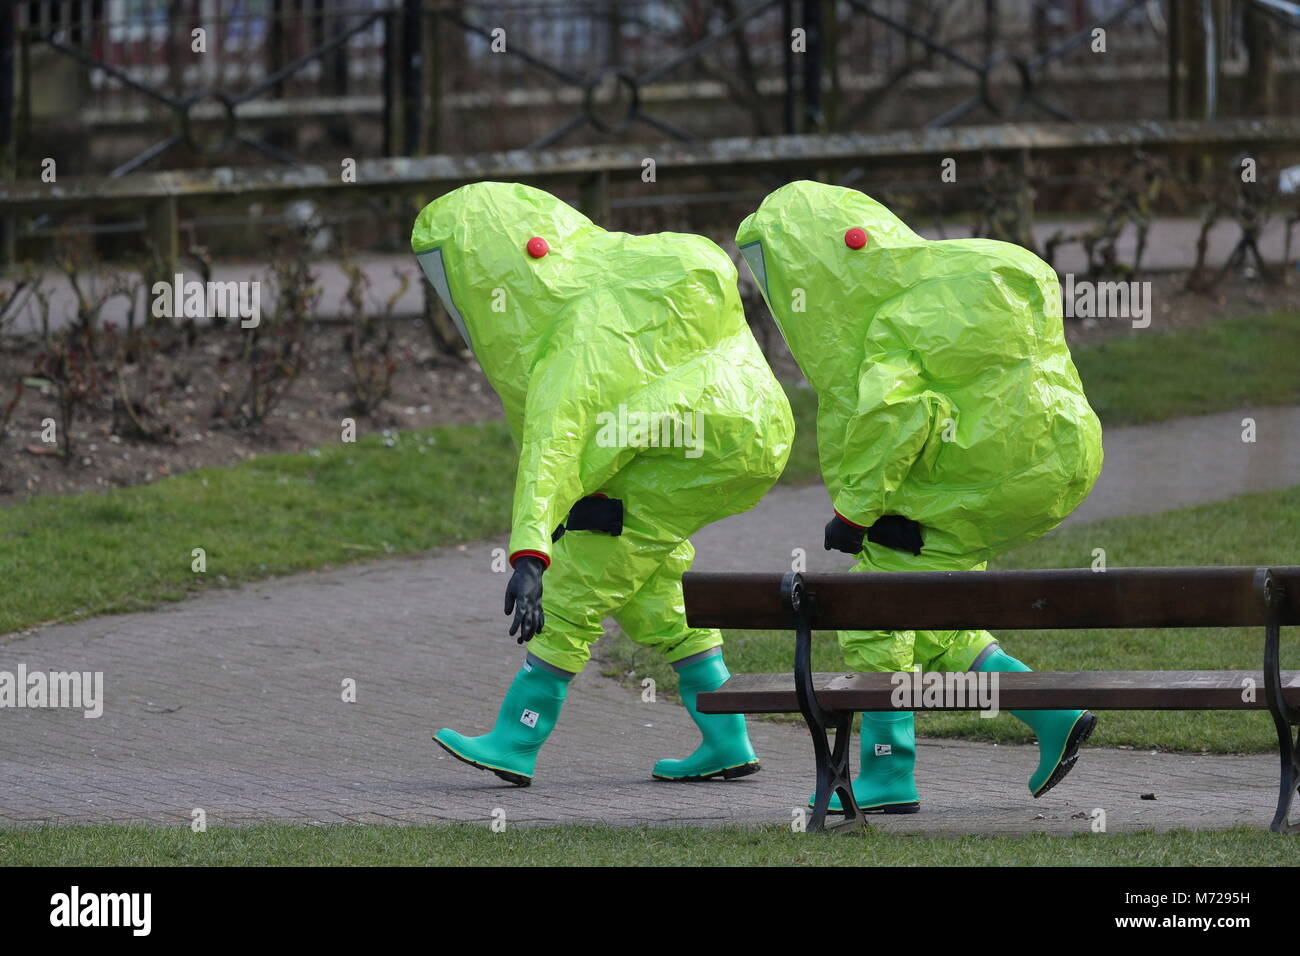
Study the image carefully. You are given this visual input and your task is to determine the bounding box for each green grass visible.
[0,385,816,637]
[0,822,1288,866]
[0,424,518,635]
[606,483,1300,754]
[0,311,1293,637]
[779,379,820,484]
[1071,311,1300,426]
[2,320,1298,866]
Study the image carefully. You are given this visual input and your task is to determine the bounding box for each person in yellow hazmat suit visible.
[413,182,793,787]
[736,180,1104,813]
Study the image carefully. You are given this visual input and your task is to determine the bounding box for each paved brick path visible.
[1,406,1298,833]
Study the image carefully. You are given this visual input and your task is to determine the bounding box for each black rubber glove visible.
[824,514,867,555]
[505,555,546,644]
[825,513,925,556]
[866,514,924,556]
[565,495,623,535]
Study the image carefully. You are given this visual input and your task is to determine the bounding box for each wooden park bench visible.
[683,567,1300,834]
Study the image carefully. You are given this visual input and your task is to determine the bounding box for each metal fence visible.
[12,0,1300,179]
[5,0,1300,277]
[5,114,1297,275]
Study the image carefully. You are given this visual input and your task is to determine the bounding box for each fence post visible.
[579,170,610,222]
[1011,147,1034,253]
[1168,0,1221,185]
[801,0,822,132]
[425,1,441,154]
[1243,1,1276,116]
[0,4,15,266]
[821,0,839,133]
[782,0,796,135]
[412,5,447,353]
[383,10,399,156]
[401,0,423,156]
[266,0,286,99]
[1169,0,1223,121]
[146,196,178,289]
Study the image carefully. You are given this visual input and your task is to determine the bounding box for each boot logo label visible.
[520,709,540,728]
[875,744,892,756]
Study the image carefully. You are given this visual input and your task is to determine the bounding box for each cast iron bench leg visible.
[784,572,864,834]
[1268,723,1299,834]
[1259,568,1300,833]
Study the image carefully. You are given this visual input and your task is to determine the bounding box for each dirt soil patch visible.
[1,271,1296,504]
[0,319,501,502]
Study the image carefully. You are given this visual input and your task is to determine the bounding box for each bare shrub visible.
[213,226,320,429]
[31,327,105,464]
[340,254,408,415]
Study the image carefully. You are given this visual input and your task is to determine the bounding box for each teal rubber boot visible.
[433,656,571,787]
[973,644,1097,797]
[808,711,920,814]
[652,651,760,781]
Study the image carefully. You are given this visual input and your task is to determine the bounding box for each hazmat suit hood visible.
[411,181,604,421]
[737,182,925,397]
[737,180,1102,566]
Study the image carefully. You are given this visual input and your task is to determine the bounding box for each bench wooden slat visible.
[697,670,1300,713]
[683,567,1300,631]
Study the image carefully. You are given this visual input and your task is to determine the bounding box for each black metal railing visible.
[8,0,1297,180]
